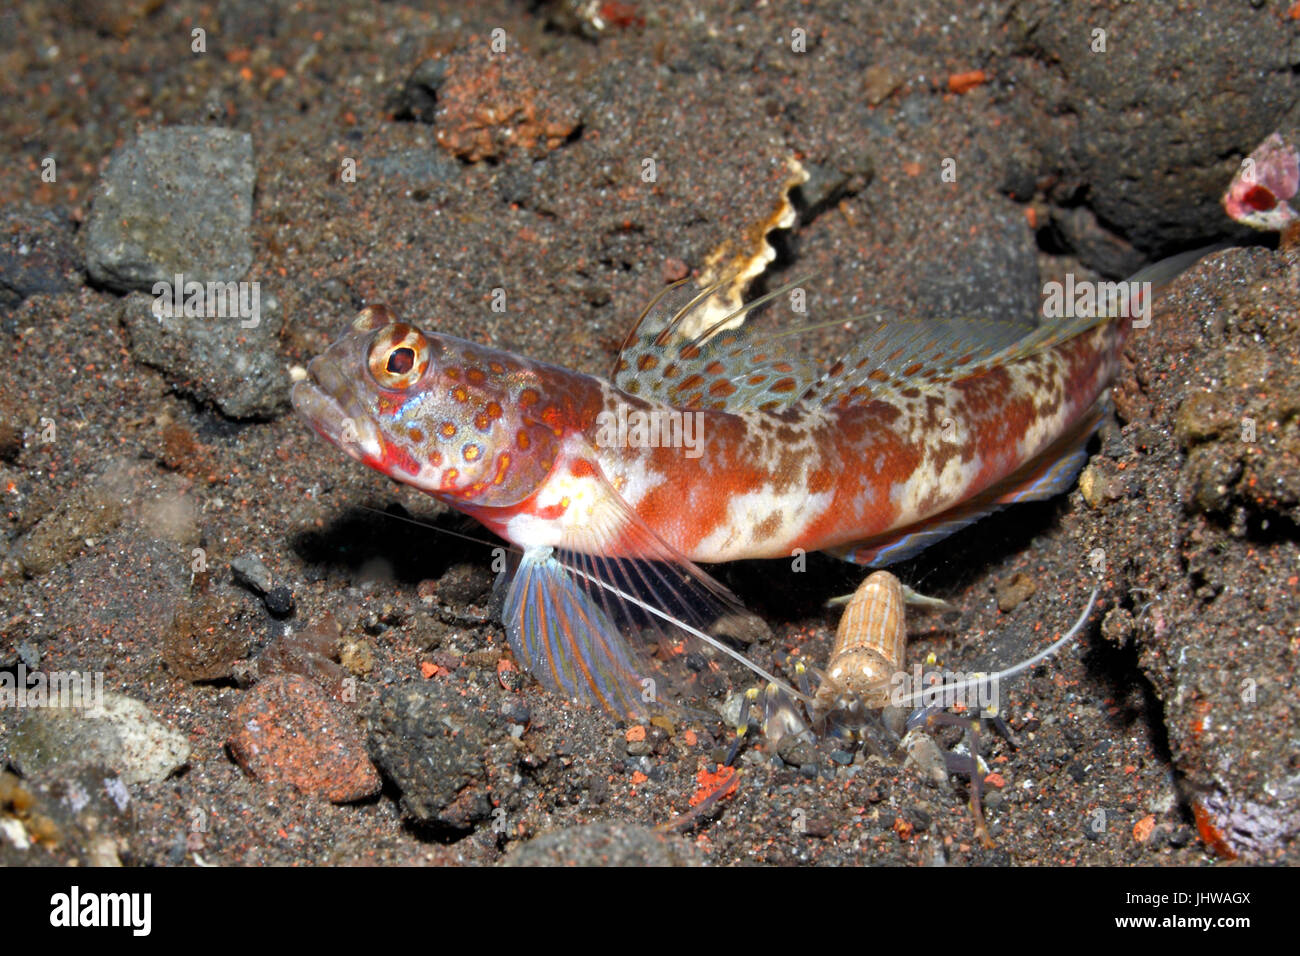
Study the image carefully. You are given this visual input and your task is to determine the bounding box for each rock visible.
[11,680,191,785]
[84,126,255,292]
[435,562,493,607]
[164,595,255,682]
[1009,1,1293,261]
[423,48,582,163]
[1071,246,1300,857]
[995,572,1037,612]
[227,674,380,803]
[365,681,494,830]
[120,289,289,420]
[16,479,125,577]
[0,203,81,309]
[230,553,273,594]
[503,822,703,866]
[256,617,350,699]
[264,586,294,617]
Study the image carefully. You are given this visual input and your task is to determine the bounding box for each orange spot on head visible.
[516,430,531,451]
[466,368,485,384]
[569,458,596,478]
[519,388,539,406]
[493,453,511,484]
[486,401,503,419]
[463,443,481,461]
[440,421,457,438]
[451,386,469,403]
[489,361,505,374]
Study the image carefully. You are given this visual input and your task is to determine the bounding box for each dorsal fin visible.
[611,279,822,413]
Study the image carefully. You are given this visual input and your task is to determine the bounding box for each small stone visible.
[11,681,190,785]
[339,638,375,676]
[995,572,1037,612]
[365,681,494,829]
[1078,462,1107,508]
[227,674,380,803]
[164,595,254,682]
[861,64,901,105]
[230,553,272,594]
[263,586,294,617]
[84,126,254,293]
[258,617,348,699]
[504,822,703,866]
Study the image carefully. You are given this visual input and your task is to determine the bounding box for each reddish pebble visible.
[662,258,690,283]
[984,772,1006,789]
[947,70,988,94]
[227,674,380,803]
[1133,814,1156,842]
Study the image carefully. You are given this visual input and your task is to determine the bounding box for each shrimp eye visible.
[368,324,429,390]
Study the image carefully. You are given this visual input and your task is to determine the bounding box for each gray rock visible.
[230,553,272,595]
[365,681,494,830]
[84,126,254,292]
[121,289,289,420]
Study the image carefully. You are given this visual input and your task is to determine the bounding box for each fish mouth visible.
[291,355,381,462]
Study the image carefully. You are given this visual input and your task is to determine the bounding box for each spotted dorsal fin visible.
[611,279,822,413]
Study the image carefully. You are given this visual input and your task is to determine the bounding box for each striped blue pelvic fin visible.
[501,546,654,720]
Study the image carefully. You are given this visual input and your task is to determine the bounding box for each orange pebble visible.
[948,70,988,94]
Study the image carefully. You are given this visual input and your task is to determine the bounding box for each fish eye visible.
[368,324,430,390]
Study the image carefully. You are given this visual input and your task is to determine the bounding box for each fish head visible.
[293,305,560,508]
